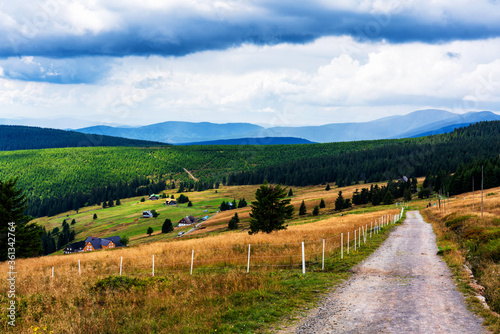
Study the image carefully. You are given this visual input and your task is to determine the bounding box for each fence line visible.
[12,209,404,279]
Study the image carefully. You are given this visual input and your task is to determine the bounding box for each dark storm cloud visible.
[1,2,499,59]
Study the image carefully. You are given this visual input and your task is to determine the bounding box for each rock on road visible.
[281,211,488,334]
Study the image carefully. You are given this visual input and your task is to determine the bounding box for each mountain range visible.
[72,109,500,144]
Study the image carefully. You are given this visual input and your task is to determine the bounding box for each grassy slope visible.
[1,183,405,333]
[33,180,400,248]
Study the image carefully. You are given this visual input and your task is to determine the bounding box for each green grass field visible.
[35,190,236,247]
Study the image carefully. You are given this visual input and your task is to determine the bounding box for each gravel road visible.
[278,211,488,334]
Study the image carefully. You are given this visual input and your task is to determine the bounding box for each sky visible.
[0,0,500,128]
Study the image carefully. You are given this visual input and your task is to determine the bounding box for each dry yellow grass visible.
[424,185,500,220]
[0,183,405,333]
[1,205,400,293]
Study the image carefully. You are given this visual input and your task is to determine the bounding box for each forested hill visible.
[0,125,167,151]
[1,121,499,218]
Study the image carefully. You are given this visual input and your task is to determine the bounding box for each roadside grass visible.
[422,186,500,333]
[0,212,403,333]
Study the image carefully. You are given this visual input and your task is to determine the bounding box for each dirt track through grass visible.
[279,211,488,333]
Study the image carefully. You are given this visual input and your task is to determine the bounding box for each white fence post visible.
[370,222,373,238]
[190,250,194,275]
[78,260,81,275]
[302,242,306,274]
[358,227,361,247]
[354,229,357,251]
[152,255,155,277]
[363,225,367,244]
[52,267,54,278]
[341,233,343,259]
[120,257,123,276]
[347,232,350,254]
[322,239,325,270]
[247,244,251,273]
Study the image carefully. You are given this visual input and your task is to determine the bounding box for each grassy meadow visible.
[32,180,399,248]
[1,182,406,333]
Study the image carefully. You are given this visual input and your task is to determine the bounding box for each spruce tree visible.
[299,200,307,215]
[228,213,239,230]
[249,183,294,234]
[288,188,293,196]
[116,198,121,205]
[238,198,247,208]
[335,191,345,211]
[319,199,326,208]
[93,213,97,220]
[325,184,331,191]
[403,188,412,202]
[162,219,173,233]
[0,182,44,258]
[383,190,394,205]
[147,227,154,236]
[312,205,319,216]
[188,201,193,207]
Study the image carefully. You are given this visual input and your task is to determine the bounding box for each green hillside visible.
[1,121,499,219]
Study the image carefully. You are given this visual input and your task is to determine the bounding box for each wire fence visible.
[11,210,404,279]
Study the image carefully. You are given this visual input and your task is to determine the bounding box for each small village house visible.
[178,215,197,226]
[65,236,124,253]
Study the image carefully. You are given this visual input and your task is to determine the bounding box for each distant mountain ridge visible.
[73,109,500,144]
[178,137,315,146]
[0,125,167,151]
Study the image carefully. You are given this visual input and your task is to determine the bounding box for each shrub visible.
[119,236,129,245]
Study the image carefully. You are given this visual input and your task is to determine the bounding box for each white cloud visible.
[1,36,500,126]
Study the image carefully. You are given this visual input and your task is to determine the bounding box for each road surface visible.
[279,211,488,334]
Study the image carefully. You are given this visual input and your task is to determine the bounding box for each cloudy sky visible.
[0,0,500,128]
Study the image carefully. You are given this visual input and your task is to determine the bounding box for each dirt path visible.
[183,167,198,181]
[279,211,488,333]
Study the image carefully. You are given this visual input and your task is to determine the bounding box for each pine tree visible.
[238,198,247,208]
[188,201,193,207]
[312,205,319,216]
[403,188,412,202]
[299,200,307,215]
[383,190,394,205]
[249,183,294,234]
[71,218,76,225]
[93,213,97,220]
[162,219,173,233]
[228,213,239,230]
[0,182,44,259]
[319,198,326,208]
[116,198,121,205]
[325,184,331,191]
[288,188,293,196]
[108,199,114,207]
[147,227,153,236]
[335,191,345,211]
